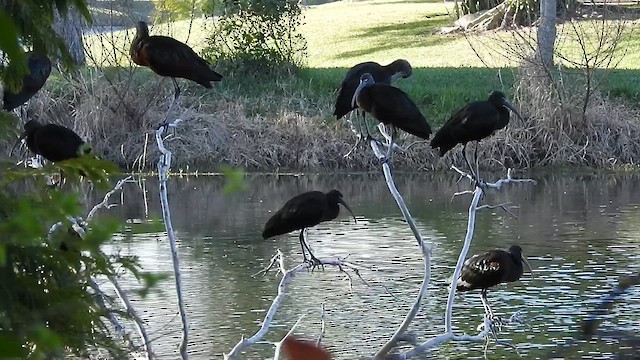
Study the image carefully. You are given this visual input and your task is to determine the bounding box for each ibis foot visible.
[305,255,325,271]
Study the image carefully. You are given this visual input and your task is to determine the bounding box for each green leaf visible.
[220,165,246,194]
[0,333,27,357]
[0,10,28,91]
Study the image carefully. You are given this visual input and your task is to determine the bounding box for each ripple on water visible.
[100,174,640,359]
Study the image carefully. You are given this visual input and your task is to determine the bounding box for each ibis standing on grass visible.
[351,72,431,162]
[2,52,52,112]
[18,120,90,162]
[334,59,413,120]
[457,245,532,318]
[430,90,522,178]
[262,190,357,265]
[129,21,222,123]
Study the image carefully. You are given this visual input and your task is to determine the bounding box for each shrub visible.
[202,0,307,75]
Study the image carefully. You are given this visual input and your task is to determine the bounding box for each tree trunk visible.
[53,8,86,65]
[537,0,556,68]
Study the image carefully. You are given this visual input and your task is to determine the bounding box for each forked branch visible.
[224,250,366,360]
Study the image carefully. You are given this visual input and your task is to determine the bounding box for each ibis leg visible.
[480,289,495,319]
[344,110,363,158]
[384,125,397,163]
[298,229,309,263]
[461,144,475,179]
[300,229,323,269]
[474,141,480,181]
[160,78,182,126]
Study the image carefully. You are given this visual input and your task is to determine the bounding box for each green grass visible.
[83,0,640,126]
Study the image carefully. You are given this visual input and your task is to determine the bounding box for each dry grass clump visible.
[2,71,407,172]
[436,60,640,171]
[502,60,640,168]
[5,62,640,173]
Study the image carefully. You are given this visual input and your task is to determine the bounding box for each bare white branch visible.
[86,176,134,221]
[317,303,326,347]
[225,250,366,360]
[155,117,190,360]
[273,315,307,360]
[108,275,154,359]
[369,138,432,360]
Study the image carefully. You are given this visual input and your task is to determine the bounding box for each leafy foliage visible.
[0,0,92,90]
[0,0,154,357]
[151,0,210,22]
[203,0,307,74]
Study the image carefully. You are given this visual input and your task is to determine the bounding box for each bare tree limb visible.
[369,138,431,360]
[155,118,189,360]
[86,176,134,221]
[225,250,366,360]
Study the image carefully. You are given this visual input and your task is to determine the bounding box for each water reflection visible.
[97,172,640,359]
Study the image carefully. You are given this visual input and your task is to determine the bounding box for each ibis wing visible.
[141,36,211,77]
[34,125,84,162]
[369,85,431,139]
[458,251,506,290]
[448,101,500,142]
[279,193,326,226]
[335,62,390,119]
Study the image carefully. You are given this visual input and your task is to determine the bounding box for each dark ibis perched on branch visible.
[352,73,431,161]
[262,190,357,265]
[19,120,90,162]
[430,90,522,177]
[457,245,532,318]
[334,59,412,120]
[2,53,52,111]
[130,21,222,123]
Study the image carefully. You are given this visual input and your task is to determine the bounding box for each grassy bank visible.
[4,0,640,172]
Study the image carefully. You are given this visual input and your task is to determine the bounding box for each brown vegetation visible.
[3,64,640,173]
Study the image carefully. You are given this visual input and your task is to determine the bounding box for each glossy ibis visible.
[19,120,90,162]
[130,21,222,122]
[457,245,532,318]
[282,336,332,360]
[351,73,431,161]
[334,59,412,120]
[2,53,52,111]
[430,90,522,177]
[262,190,356,265]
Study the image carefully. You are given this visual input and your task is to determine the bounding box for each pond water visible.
[99,172,640,359]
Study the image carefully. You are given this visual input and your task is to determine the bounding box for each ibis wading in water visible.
[2,53,52,112]
[430,90,522,177]
[262,190,356,265]
[457,245,532,318]
[19,120,90,162]
[351,72,431,161]
[334,59,413,120]
[130,21,222,122]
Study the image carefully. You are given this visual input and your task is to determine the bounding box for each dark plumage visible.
[457,245,532,317]
[334,59,412,120]
[352,73,431,140]
[130,21,222,88]
[457,245,530,292]
[262,190,356,264]
[22,120,89,162]
[3,53,52,111]
[430,90,521,157]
